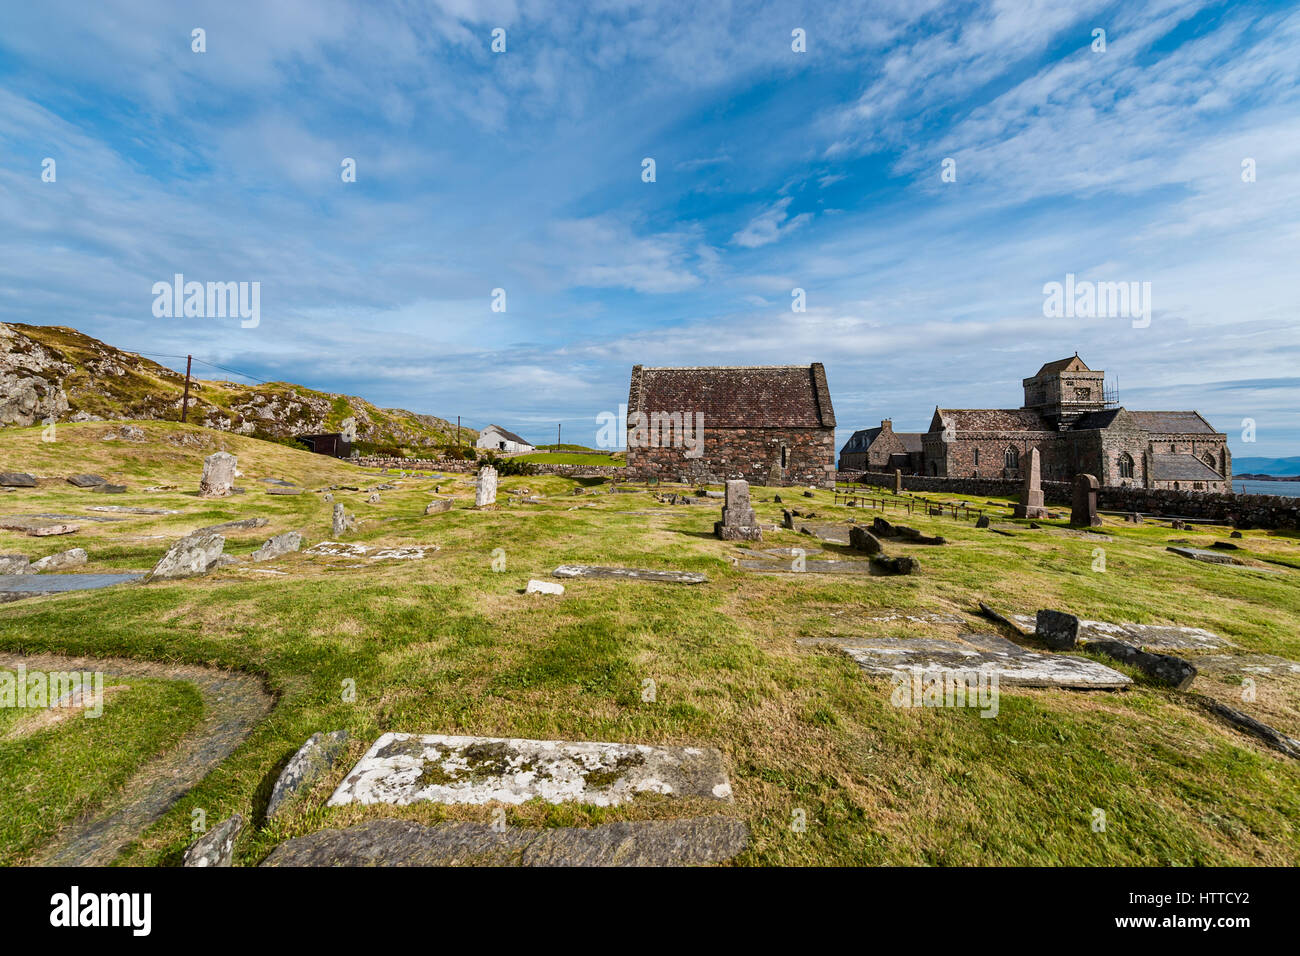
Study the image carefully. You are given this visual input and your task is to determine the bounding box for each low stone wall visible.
[354,456,624,478]
[842,471,1299,529]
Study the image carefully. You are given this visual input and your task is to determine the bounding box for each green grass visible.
[514,452,625,466]
[0,673,204,865]
[0,421,1297,865]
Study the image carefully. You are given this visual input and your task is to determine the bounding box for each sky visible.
[1,0,1298,456]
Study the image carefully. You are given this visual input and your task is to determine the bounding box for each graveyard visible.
[1,419,1298,866]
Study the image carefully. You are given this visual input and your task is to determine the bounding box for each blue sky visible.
[2,0,1298,455]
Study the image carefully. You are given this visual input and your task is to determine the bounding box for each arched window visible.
[1118,453,1134,479]
[1202,451,1217,474]
[1004,446,1019,470]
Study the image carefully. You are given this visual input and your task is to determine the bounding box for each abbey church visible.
[840,356,1231,492]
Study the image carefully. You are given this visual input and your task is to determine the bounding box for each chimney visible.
[881,419,892,429]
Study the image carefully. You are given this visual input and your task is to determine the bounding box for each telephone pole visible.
[557,423,561,447]
[456,416,461,448]
[180,355,193,423]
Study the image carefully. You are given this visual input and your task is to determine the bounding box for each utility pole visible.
[180,355,193,423]
[456,416,461,449]
[557,423,561,448]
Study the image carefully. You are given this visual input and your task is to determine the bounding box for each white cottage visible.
[475,424,536,455]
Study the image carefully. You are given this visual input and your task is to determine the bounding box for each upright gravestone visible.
[332,503,348,536]
[1012,447,1048,519]
[475,465,498,508]
[714,479,762,540]
[199,452,237,498]
[893,469,903,495]
[1070,473,1102,527]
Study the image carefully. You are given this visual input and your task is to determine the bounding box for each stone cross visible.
[714,479,762,541]
[1070,473,1102,527]
[893,468,903,495]
[475,465,498,507]
[1012,447,1048,519]
[199,451,237,498]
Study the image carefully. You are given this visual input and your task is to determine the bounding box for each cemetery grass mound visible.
[0,422,1298,866]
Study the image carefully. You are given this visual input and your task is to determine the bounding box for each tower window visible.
[1118,453,1134,479]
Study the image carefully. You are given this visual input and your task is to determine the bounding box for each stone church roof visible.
[628,364,835,429]
[931,408,1052,432]
[1129,411,1218,435]
[1033,355,1090,376]
[1151,454,1223,481]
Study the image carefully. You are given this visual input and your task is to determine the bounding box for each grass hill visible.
[0,323,474,456]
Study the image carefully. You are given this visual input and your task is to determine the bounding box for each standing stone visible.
[199,452,238,498]
[714,479,762,541]
[147,532,226,581]
[1036,609,1080,650]
[475,466,498,508]
[848,526,882,553]
[251,532,302,562]
[267,731,350,819]
[1012,447,1048,519]
[1070,473,1102,527]
[183,814,244,867]
[331,503,349,536]
[893,469,903,495]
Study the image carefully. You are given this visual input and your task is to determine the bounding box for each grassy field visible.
[513,451,626,466]
[0,420,1297,865]
[0,672,203,865]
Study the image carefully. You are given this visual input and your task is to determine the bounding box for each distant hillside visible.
[0,323,475,455]
[1233,456,1300,477]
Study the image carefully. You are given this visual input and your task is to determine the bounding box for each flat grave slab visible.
[552,565,707,584]
[305,541,437,560]
[86,506,181,515]
[817,633,1131,689]
[1192,654,1300,678]
[1006,613,1235,652]
[262,816,749,867]
[739,558,877,575]
[328,732,734,808]
[1168,546,1243,565]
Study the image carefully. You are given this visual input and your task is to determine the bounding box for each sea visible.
[1232,479,1300,498]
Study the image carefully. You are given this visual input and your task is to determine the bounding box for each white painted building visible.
[475,424,536,455]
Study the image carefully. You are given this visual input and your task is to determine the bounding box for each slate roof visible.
[896,432,924,453]
[628,364,835,429]
[1151,454,1223,481]
[1034,355,1089,376]
[482,424,533,446]
[1128,411,1219,435]
[1071,408,1126,430]
[841,427,882,454]
[931,408,1053,433]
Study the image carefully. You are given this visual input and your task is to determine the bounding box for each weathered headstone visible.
[66,474,107,488]
[1070,473,1102,527]
[475,465,498,507]
[424,498,452,515]
[250,531,302,562]
[526,579,564,595]
[714,479,762,541]
[0,473,37,487]
[199,452,238,498]
[1012,447,1048,519]
[183,814,243,867]
[1036,609,1080,650]
[147,531,226,580]
[331,503,349,536]
[31,548,88,571]
[848,526,882,554]
[975,515,990,528]
[1086,640,1198,690]
[267,731,349,819]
